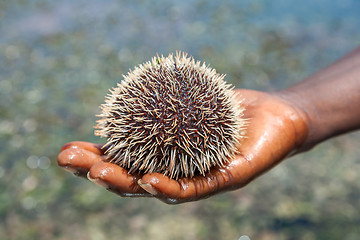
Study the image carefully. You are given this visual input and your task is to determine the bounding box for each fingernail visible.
[60,143,72,151]
[60,165,79,175]
[138,179,158,196]
[87,172,108,188]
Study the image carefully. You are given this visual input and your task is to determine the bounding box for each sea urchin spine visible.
[95,52,246,179]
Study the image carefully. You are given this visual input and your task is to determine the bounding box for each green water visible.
[1,1,360,239]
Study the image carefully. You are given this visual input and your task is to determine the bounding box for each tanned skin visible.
[58,46,360,204]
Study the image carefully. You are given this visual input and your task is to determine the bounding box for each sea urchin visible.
[95,52,246,179]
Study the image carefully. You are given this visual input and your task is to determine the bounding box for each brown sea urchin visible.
[95,52,246,179]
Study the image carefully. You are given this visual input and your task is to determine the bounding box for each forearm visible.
[277,46,360,151]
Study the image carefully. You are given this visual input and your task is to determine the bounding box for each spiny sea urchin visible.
[95,52,246,179]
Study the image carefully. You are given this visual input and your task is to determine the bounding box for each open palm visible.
[58,89,308,204]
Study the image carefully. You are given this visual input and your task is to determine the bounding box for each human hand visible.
[57,89,309,204]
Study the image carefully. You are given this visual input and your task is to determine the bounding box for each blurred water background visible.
[1,0,360,239]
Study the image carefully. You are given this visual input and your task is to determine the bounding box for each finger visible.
[88,162,151,197]
[60,141,104,155]
[57,147,105,178]
[139,166,239,204]
[138,174,199,204]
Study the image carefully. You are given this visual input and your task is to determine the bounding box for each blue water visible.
[0,1,360,239]
[2,0,359,45]
[1,0,359,88]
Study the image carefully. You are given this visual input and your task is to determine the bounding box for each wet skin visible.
[58,89,309,204]
[58,46,360,204]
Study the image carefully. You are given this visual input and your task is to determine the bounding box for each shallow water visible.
[1,1,360,239]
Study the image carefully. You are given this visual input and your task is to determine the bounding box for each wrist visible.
[276,74,360,153]
[273,88,317,153]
